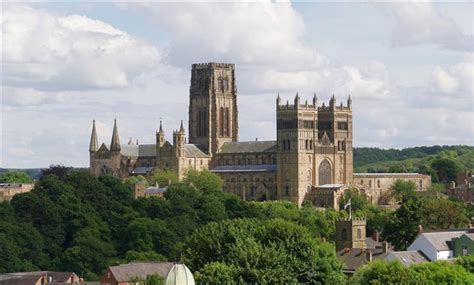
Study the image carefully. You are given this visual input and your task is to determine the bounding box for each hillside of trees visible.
[2,167,474,283]
[354,145,474,184]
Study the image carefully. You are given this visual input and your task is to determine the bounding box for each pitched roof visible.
[109,262,175,282]
[210,164,277,173]
[219,141,276,154]
[337,248,389,273]
[120,144,156,157]
[184,144,210,158]
[419,231,468,251]
[388,250,429,266]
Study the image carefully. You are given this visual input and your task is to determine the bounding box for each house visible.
[385,250,429,266]
[452,233,474,257]
[100,262,194,285]
[407,230,469,261]
[0,271,79,285]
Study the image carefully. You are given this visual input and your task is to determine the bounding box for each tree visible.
[149,169,178,187]
[124,250,167,263]
[431,157,462,184]
[351,260,421,284]
[410,261,474,284]
[124,175,149,187]
[422,198,469,230]
[456,255,474,273]
[390,180,417,202]
[0,171,32,183]
[194,262,240,284]
[384,196,424,250]
[183,218,345,284]
[184,169,223,192]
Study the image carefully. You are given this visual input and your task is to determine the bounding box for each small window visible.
[285,186,289,196]
[357,228,362,239]
[377,180,381,188]
[419,179,423,189]
[462,245,468,256]
[369,180,372,188]
[341,228,348,240]
[189,159,192,165]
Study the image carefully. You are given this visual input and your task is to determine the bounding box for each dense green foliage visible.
[354,146,473,184]
[0,171,32,184]
[185,218,345,284]
[0,167,345,282]
[351,260,474,284]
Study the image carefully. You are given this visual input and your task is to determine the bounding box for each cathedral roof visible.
[210,164,277,173]
[219,141,276,154]
[184,144,210,158]
[120,144,156,157]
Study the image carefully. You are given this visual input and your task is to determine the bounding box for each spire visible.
[128,137,133,145]
[294,92,300,106]
[179,120,185,133]
[159,120,164,133]
[330,94,336,109]
[110,118,121,152]
[276,93,281,107]
[89,120,98,153]
[347,95,352,109]
[313,93,317,106]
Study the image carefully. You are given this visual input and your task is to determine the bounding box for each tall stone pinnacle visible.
[89,120,98,152]
[110,118,121,152]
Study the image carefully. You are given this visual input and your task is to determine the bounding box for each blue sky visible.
[1,1,473,168]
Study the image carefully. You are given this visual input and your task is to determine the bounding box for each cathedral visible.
[89,62,430,206]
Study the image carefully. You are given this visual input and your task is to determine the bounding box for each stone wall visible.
[0,183,34,202]
[353,173,431,205]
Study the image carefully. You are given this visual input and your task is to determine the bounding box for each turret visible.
[347,95,352,109]
[313,93,318,109]
[294,92,300,107]
[276,93,281,108]
[89,120,98,153]
[110,118,121,152]
[329,94,336,110]
[157,120,165,147]
[173,120,186,157]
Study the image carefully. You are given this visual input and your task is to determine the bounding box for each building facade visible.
[89,62,429,206]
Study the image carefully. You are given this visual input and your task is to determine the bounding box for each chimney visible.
[382,241,389,254]
[366,250,373,262]
[372,230,380,243]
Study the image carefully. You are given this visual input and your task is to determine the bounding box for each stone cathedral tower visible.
[188,63,238,155]
[276,94,353,206]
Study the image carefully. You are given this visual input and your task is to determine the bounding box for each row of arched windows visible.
[220,107,231,137]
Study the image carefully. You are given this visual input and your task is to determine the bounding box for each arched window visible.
[318,159,332,185]
[357,228,362,239]
[419,179,423,189]
[377,180,380,188]
[369,180,372,188]
[341,228,348,240]
[285,186,289,196]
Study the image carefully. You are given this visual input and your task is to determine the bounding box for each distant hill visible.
[353,145,474,175]
[0,168,44,180]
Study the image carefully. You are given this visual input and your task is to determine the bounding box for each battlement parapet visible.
[192,63,235,69]
[276,93,352,111]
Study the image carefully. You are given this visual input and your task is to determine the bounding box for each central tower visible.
[189,63,238,155]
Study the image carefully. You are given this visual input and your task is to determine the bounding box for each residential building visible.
[0,271,79,285]
[407,230,469,261]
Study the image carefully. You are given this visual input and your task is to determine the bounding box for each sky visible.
[1,1,473,168]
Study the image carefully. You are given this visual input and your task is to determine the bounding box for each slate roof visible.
[210,164,277,173]
[109,262,175,282]
[145,186,167,195]
[0,271,75,285]
[337,248,389,273]
[219,141,277,154]
[120,144,156,157]
[353,173,426,177]
[184,144,210,158]
[388,250,429,266]
[419,231,468,251]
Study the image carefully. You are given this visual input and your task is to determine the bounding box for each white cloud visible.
[431,57,474,96]
[120,2,327,69]
[3,87,65,106]
[382,2,473,51]
[2,4,160,90]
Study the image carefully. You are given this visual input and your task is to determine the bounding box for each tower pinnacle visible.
[89,120,98,153]
[110,118,121,152]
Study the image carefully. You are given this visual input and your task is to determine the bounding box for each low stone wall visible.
[0,183,34,202]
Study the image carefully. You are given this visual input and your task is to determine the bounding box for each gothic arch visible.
[318,159,332,185]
